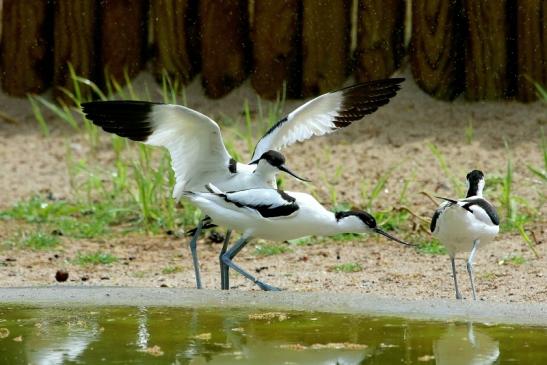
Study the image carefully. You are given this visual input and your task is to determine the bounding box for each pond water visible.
[0,306,545,364]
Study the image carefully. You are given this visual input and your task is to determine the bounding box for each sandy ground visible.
[0,70,545,303]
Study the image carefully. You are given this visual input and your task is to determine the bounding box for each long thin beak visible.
[373,228,415,247]
[279,164,311,182]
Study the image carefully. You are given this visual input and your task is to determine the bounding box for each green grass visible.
[527,129,547,182]
[254,243,292,256]
[465,120,474,144]
[17,232,60,250]
[161,266,182,274]
[331,263,363,273]
[428,143,464,197]
[73,251,118,266]
[417,239,447,255]
[498,255,526,266]
[13,68,288,242]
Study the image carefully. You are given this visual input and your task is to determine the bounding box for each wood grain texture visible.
[53,0,98,99]
[464,0,511,100]
[200,0,250,98]
[302,0,351,96]
[151,0,200,84]
[354,0,404,82]
[251,0,301,99]
[0,0,52,96]
[410,0,464,100]
[516,0,546,101]
[99,0,147,86]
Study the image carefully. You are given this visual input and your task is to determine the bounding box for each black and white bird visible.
[81,77,404,289]
[184,183,414,291]
[431,170,500,300]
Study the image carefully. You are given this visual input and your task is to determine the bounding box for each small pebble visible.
[55,270,69,282]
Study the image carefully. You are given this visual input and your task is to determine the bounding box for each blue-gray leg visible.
[467,240,480,300]
[221,236,282,291]
[450,255,462,300]
[220,229,232,290]
[189,219,204,289]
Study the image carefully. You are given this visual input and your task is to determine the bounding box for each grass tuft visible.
[73,251,118,266]
[18,232,60,250]
[417,239,447,255]
[254,243,292,256]
[161,266,182,274]
[331,263,363,273]
[498,255,526,266]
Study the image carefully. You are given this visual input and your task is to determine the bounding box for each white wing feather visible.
[147,105,232,198]
[224,189,292,209]
[251,93,342,161]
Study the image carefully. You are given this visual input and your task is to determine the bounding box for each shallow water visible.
[0,306,545,364]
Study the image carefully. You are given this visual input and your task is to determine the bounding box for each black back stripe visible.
[462,199,500,226]
[223,189,299,218]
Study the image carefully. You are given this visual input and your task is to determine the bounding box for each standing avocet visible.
[184,183,414,291]
[81,77,404,289]
[431,170,500,300]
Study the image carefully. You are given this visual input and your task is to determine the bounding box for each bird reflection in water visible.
[433,322,499,365]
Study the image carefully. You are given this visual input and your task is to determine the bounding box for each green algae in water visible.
[0,306,545,364]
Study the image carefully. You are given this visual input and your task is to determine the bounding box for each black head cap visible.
[258,150,286,167]
[466,170,484,182]
[466,170,484,197]
[335,210,377,228]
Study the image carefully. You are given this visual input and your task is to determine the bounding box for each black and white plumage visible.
[81,77,404,198]
[81,78,404,290]
[431,170,499,300]
[185,184,414,291]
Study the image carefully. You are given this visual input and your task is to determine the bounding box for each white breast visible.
[434,205,499,255]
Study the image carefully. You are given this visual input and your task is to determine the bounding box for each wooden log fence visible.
[0,0,545,102]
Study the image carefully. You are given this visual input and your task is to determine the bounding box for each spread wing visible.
[250,78,404,161]
[81,101,233,197]
[221,188,299,218]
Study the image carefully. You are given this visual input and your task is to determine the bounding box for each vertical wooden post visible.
[302,0,351,96]
[200,0,250,98]
[0,0,52,96]
[151,0,200,84]
[99,0,148,87]
[516,0,546,102]
[53,0,98,99]
[354,0,404,82]
[410,0,464,100]
[251,0,301,99]
[464,0,511,100]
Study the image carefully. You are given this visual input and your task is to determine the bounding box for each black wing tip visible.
[339,77,405,94]
[81,100,160,142]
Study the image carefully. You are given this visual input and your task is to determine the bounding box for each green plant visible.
[331,263,363,273]
[527,129,546,182]
[19,232,60,250]
[517,224,540,259]
[254,243,292,256]
[498,255,526,266]
[465,120,474,144]
[162,266,182,274]
[428,143,464,196]
[417,239,447,255]
[359,166,397,210]
[73,251,118,266]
